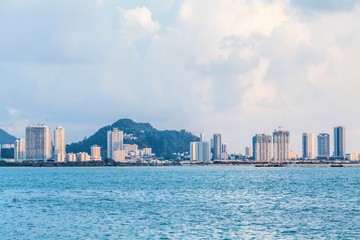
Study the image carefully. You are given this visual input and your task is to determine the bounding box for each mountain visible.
[66,118,199,159]
[0,128,16,144]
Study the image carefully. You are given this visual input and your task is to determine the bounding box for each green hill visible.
[0,128,16,144]
[66,118,199,159]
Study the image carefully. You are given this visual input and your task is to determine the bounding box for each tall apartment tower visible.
[200,133,206,142]
[54,126,66,162]
[212,134,222,160]
[334,126,346,159]
[302,133,315,159]
[252,134,272,162]
[15,138,26,161]
[91,145,102,161]
[221,143,228,160]
[245,146,253,158]
[25,124,52,161]
[317,133,330,159]
[107,128,124,159]
[190,142,211,162]
[273,129,289,163]
[190,133,211,162]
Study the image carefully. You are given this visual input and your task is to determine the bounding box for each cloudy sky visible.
[1,0,360,154]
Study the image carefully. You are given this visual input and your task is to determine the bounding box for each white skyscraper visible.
[245,146,253,158]
[200,133,206,142]
[15,138,26,161]
[107,128,124,159]
[26,124,52,161]
[190,133,211,162]
[54,127,66,162]
[252,134,272,162]
[190,141,211,162]
[273,129,289,163]
[302,133,315,159]
[221,143,228,160]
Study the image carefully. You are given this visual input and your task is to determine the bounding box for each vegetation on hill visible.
[0,128,16,144]
[66,118,199,159]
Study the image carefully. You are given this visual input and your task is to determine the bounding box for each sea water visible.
[0,166,359,239]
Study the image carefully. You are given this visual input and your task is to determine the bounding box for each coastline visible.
[1,160,360,168]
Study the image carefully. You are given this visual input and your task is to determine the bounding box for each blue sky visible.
[1,0,360,155]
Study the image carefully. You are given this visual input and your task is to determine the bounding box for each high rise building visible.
[25,124,52,161]
[107,128,124,159]
[15,138,26,161]
[273,129,289,163]
[190,133,210,162]
[302,133,315,159]
[54,127,66,162]
[252,134,272,162]
[245,146,253,158]
[317,133,330,159]
[91,145,102,161]
[221,143,228,160]
[200,133,206,142]
[212,134,221,160]
[334,126,346,159]
[190,141,211,162]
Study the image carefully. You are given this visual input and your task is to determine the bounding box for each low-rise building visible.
[66,153,77,162]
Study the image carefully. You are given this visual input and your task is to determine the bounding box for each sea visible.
[1,166,359,239]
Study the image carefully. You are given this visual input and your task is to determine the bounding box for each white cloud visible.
[1,0,360,154]
[120,6,160,34]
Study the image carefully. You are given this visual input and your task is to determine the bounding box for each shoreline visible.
[1,160,360,168]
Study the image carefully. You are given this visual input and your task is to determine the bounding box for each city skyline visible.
[4,123,358,161]
[3,121,355,158]
[1,1,360,154]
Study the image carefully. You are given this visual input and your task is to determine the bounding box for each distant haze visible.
[1,0,360,154]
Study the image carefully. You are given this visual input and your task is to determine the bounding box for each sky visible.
[1,0,360,155]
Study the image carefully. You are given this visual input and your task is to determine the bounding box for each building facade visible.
[15,138,26,161]
[107,128,124,159]
[142,148,152,156]
[302,133,315,159]
[54,126,66,162]
[252,134,272,162]
[245,146,253,158]
[91,145,102,161]
[273,130,289,163]
[76,152,91,162]
[212,134,222,160]
[190,141,211,162]
[113,149,126,162]
[221,143,228,160]
[66,153,77,162]
[334,126,346,159]
[25,124,52,161]
[317,133,330,159]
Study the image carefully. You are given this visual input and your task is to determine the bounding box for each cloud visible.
[290,0,360,12]
[1,0,360,154]
[118,6,160,43]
